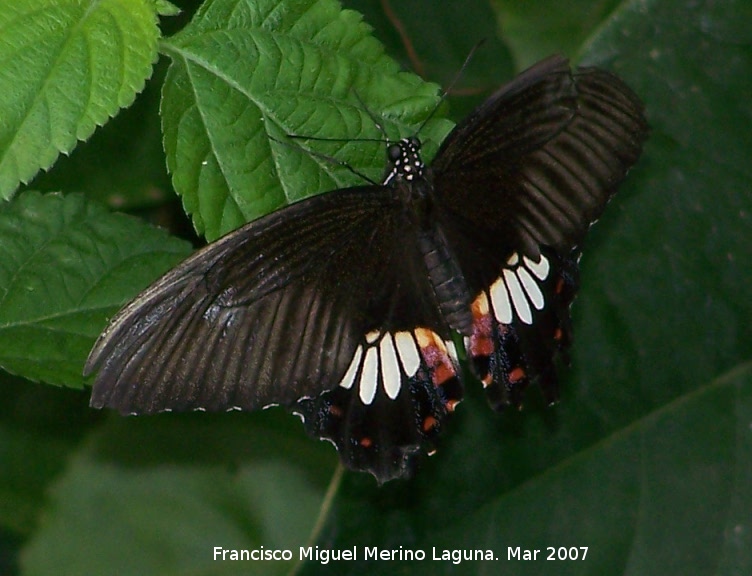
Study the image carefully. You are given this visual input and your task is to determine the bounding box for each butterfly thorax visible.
[383,136,425,186]
[384,137,434,228]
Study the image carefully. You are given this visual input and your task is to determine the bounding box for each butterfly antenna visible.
[270,134,380,186]
[416,39,486,136]
[286,90,391,145]
[352,90,392,143]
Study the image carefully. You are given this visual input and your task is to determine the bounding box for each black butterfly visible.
[86,55,648,483]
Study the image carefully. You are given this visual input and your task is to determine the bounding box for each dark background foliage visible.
[0,0,750,574]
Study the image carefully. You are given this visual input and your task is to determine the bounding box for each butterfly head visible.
[383,137,425,185]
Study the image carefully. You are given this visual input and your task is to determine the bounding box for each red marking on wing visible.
[422,415,438,433]
[415,328,456,387]
[508,367,526,383]
[359,437,373,448]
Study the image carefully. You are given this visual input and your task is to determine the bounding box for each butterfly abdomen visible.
[416,224,474,335]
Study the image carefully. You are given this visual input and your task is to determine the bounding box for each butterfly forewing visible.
[88,186,441,412]
[432,55,648,257]
[87,55,648,483]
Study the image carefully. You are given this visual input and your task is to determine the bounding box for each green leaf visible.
[0,192,191,388]
[345,0,515,114]
[26,60,173,211]
[491,0,625,69]
[0,373,96,534]
[160,0,452,241]
[20,410,336,576]
[427,365,752,575]
[0,0,161,199]
[156,0,181,17]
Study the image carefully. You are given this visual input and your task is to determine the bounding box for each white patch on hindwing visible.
[488,252,550,325]
[359,347,379,404]
[379,334,400,400]
[339,345,363,390]
[394,331,420,375]
[337,328,456,406]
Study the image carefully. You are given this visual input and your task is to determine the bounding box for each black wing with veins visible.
[430,55,648,411]
[86,186,445,415]
[432,55,648,260]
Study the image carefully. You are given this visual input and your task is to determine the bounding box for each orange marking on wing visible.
[433,362,454,386]
[359,437,373,448]
[328,404,343,418]
[469,311,494,357]
[414,327,457,387]
[508,367,526,383]
[471,291,490,317]
[553,327,563,341]
[422,415,438,433]
[414,327,435,349]
[472,334,494,357]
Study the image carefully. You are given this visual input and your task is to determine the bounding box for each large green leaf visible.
[20,409,336,576]
[160,0,452,240]
[345,0,515,117]
[0,373,95,535]
[0,192,191,388]
[26,60,173,211]
[491,0,624,69]
[462,365,752,576]
[0,0,161,199]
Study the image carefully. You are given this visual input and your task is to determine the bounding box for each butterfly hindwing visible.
[463,249,580,410]
[294,328,462,483]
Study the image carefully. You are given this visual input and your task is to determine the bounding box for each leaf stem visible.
[288,463,345,576]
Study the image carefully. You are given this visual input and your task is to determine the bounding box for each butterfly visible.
[85,55,648,483]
